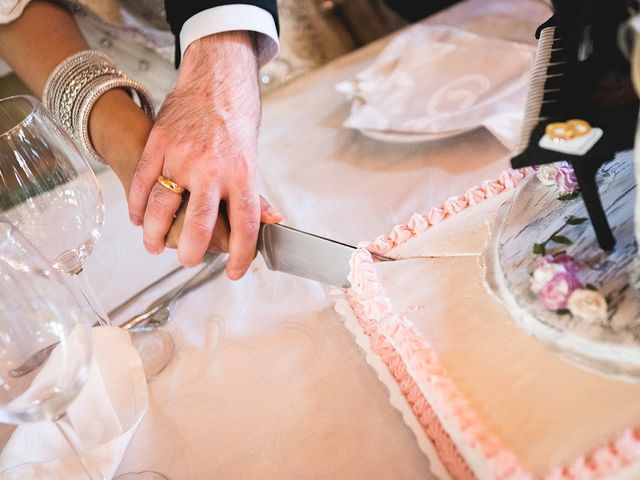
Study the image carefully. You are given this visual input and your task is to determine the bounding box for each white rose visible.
[536,164,559,186]
[567,289,608,323]
[531,263,565,294]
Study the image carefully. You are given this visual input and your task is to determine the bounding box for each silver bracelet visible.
[43,50,155,166]
[43,50,115,130]
[43,50,113,107]
[76,76,155,165]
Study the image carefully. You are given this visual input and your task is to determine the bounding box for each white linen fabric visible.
[0,0,28,23]
[336,24,536,151]
[0,327,148,479]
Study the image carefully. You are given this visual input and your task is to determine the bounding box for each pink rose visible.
[538,271,584,310]
[555,164,579,194]
[540,253,581,275]
[531,263,566,294]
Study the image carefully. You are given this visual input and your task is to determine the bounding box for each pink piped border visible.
[347,168,640,479]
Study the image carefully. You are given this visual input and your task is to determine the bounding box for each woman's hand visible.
[127,31,270,279]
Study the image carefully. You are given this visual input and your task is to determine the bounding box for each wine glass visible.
[0,220,103,479]
[0,94,174,380]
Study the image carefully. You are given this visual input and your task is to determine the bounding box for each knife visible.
[257,223,360,288]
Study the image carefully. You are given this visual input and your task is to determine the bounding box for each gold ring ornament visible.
[566,119,591,136]
[157,175,185,195]
[545,119,592,142]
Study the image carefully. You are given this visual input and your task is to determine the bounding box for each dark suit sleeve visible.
[383,0,460,22]
[164,0,279,66]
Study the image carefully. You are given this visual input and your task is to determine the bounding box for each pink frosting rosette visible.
[481,179,505,198]
[427,206,447,225]
[407,213,428,234]
[444,196,468,215]
[464,185,487,205]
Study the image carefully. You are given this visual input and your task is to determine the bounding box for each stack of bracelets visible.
[43,49,155,165]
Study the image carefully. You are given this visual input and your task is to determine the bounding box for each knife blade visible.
[257,223,357,288]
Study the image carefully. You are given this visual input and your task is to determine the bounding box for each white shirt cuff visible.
[179,5,279,68]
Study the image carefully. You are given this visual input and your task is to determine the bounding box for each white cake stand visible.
[485,150,640,382]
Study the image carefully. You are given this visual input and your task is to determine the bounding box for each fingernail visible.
[130,215,142,226]
[266,207,284,222]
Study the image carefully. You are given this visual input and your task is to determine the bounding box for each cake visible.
[338,168,640,479]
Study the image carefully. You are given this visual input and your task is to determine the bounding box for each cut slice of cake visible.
[341,169,640,479]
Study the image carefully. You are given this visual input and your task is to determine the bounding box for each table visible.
[39,0,555,478]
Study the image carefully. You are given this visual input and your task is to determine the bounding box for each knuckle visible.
[233,160,254,178]
[186,198,217,239]
[146,195,171,219]
[188,219,213,240]
[236,218,260,238]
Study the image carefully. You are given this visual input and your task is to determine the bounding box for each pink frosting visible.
[464,186,487,206]
[444,195,468,215]
[348,291,477,480]
[499,168,527,189]
[427,207,447,226]
[348,168,640,480]
[482,179,505,198]
[368,235,394,256]
[390,224,414,245]
[407,213,429,234]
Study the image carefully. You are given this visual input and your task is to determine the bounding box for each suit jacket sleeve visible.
[383,0,459,22]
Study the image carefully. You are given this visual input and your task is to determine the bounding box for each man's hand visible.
[128,31,273,279]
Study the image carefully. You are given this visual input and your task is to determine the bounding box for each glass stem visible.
[55,412,106,480]
[73,270,111,326]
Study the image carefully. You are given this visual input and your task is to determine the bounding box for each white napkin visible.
[337,24,535,150]
[0,326,148,480]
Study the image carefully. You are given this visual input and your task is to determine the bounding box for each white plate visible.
[359,127,472,144]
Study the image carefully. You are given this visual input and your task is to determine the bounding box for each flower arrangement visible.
[533,162,579,198]
[530,216,608,324]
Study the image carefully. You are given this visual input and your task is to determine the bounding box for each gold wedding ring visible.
[157,175,185,195]
[545,119,592,142]
[566,119,591,136]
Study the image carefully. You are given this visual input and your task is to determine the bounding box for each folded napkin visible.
[336,24,536,150]
[0,326,148,479]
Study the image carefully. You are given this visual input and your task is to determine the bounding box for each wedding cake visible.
[337,168,640,479]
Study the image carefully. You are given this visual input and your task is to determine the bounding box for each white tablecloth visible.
[3,0,553,478]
